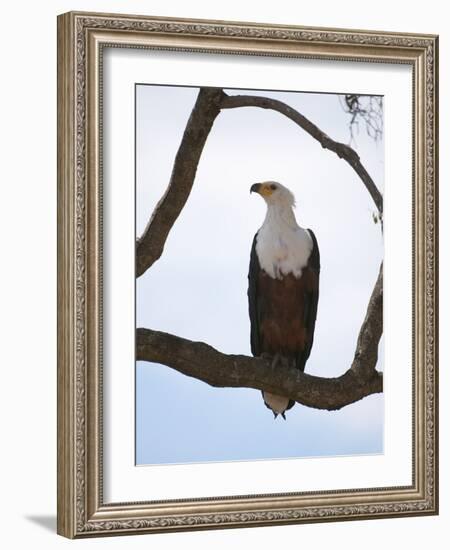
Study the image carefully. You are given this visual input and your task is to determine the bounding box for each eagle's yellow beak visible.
[250,183,274,197]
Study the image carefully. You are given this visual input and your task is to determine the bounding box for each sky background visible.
[135,84,384,465]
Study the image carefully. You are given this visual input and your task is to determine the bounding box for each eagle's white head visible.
[250,181,296,208]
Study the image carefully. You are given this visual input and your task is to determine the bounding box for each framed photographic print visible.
[57,11,439,538]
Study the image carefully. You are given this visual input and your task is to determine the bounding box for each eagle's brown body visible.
[257,268,319,359]
[248,230,320,376]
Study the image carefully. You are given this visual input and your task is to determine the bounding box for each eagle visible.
[248,181,320,419]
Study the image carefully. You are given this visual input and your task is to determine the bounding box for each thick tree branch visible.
[136,329,382,411]
[137,263,382,411]
[136,87,225,277]
[220,93,383,217]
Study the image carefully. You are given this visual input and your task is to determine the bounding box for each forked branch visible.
[136,89,383,277]
[136,87,384,410]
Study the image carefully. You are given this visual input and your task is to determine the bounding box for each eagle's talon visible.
[271,353,282,369]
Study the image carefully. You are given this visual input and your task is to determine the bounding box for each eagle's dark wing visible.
[248,229,320,414]
[248,232,261,356]
[296,228,320,371]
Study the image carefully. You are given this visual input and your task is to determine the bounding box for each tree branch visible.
[220,93,383,217]
[136,88,384,410]
[136,87,225,277]
[137,88,383,278]
[136,328,382,411]
[137,264,382,411]
[351,263,383,379]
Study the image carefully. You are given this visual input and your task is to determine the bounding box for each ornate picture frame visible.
[57,11,438,538]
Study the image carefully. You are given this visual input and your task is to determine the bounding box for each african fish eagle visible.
[248,181,320,419]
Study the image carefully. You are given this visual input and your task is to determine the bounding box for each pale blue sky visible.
[135,84,384,465]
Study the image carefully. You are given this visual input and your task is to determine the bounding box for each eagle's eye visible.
[270,184,277,190]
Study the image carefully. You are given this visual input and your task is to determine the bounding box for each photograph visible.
[135,84,385,465]
[56,11,438,537]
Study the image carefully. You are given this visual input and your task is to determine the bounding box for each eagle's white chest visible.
[256,211,312,279]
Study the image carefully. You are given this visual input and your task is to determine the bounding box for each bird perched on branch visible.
[248,181,320,419]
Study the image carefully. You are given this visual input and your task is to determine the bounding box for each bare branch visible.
[136,329,382,411]
[137,264,383,411]
[136,88,384,410]
[137,89,383,278]
[136,87,225,277]
[221,93,383,217]
[351,264,383,379]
